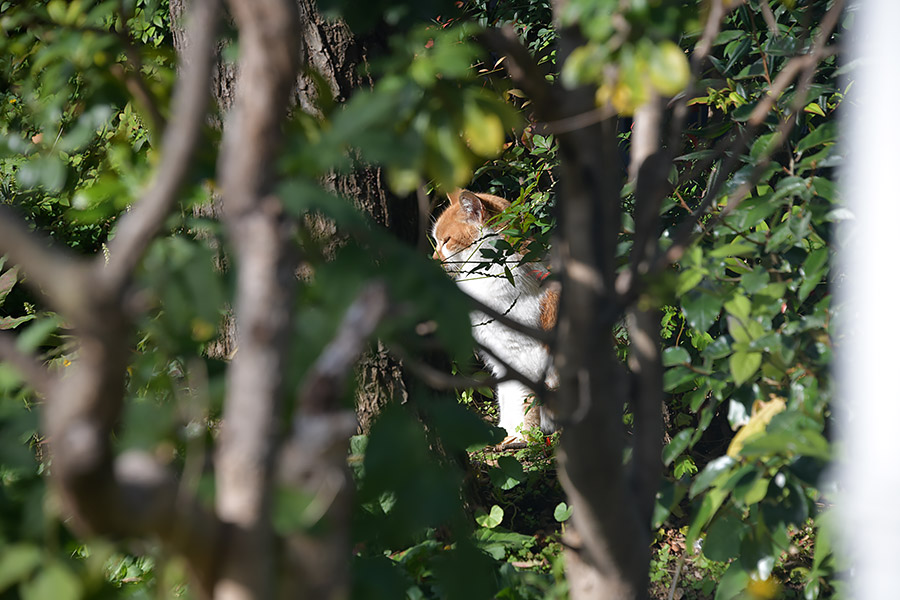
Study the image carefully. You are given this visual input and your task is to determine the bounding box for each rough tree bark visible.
[212,0,301,597]
[481,0,843,595]
[479,20,662,596]
[0,0,223,594]
[170,0,414,431]
[0,0,384,598]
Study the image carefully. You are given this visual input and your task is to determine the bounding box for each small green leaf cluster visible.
[559,0,697,113]
[281,24,520,195]
[645,2,844,597]
[1,0,179,250]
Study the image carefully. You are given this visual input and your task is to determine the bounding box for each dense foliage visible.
[0,0,845,598]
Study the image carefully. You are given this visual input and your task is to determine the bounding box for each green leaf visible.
[475,505,504,529]
[724,295,751,321]
[648,40,690,97]
[714,561,751,600]
[701,336,731,360]
[713,30,745,46]
[729,351,762,386]
[0,266,18,307]
[803,102,826,117]
[662,429,693,466]
[704,513,746,561]
[707,239,756,258]
[686,487,728,548]
[663,365,697,392]
[690,456,736,499]
[15,154,67,192]
[739,429,831,461]
[662,346,690,367]
[735,474,769,506]
[674,455,698,478]
[463,100,504,157]
[0,544,42,592]
[798,248,828,301]
[727,315,765,344]
[811,177,838,202]
[682,292,722,331]
[741,266,769,294]
[676,268,704,296]
[812,510,835,572]
[489,456,525,491]
[796,122,837,154]
[21,562,82,600]
[553,502,573,523]
[749,132,779,161]
[16,316,60,352]
[0,315,36,330]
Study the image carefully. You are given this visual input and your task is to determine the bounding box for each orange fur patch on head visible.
[432,189,511,263]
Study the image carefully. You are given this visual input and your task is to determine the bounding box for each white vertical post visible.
[840,2,900,597]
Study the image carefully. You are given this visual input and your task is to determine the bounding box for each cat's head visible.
[431,189,510,273]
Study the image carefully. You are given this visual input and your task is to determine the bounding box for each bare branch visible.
[467,294,553,345]
[759,0,779,35]
[693,0,728,67]
[113,451,222,596]
[399,350,496,390]
[278,282,388,599]
[543,106,616,135]
[213,0,301,598]
[625,308,663,528]
[478,26,558,119]
[112,29,168,136]
[0,331,54,394]
[629,95,662,181]
[641,0,844,282]
[101,0,219,293]
[417,186,432,254]
[476,342,550,400]
[0,207,90,317]
[299,282,389,413]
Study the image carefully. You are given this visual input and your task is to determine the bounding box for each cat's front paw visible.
[498,435,527,450]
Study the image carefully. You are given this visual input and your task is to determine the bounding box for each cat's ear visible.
[458,190,485,223]
[447,189,462,205]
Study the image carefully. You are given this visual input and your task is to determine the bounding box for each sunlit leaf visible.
[726,397,786,457]
[475,505,504,529]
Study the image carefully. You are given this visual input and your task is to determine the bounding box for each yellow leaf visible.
[387,167,421,196]
[726,396,786,458]
[804,102,826,117]
[464,104,504,157]
[649,41,690,97]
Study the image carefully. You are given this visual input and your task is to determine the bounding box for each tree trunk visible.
[170,0,415,429]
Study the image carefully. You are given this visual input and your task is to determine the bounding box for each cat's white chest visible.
[455,265,549,381]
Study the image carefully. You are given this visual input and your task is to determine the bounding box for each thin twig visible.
[666,555,686,600]
[477,26,558,119]
[467,294,553,344]
[0,207,91,317]
[101,0,219,294]
[395,348,496,390]
[652,2,843,272]
[299,282,389,413]
[115,30,168,135]
[476,342,550,398]
[760,1,779,35]
[615,1,844,312]
[0,331,53,394]
[543,106,616,135]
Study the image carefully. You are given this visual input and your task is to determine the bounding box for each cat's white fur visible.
[432,190,557,440]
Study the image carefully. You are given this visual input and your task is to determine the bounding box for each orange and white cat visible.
[432,189,558,444]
